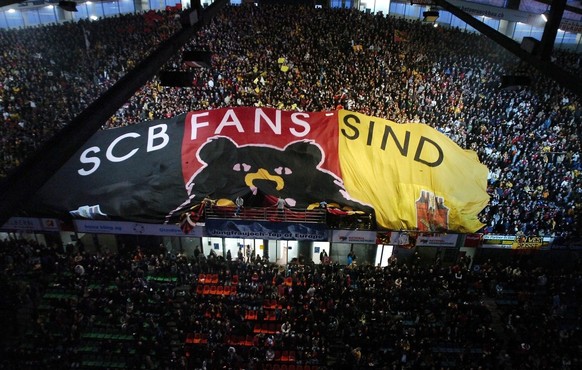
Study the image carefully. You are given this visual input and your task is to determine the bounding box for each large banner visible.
[34,108,488,233]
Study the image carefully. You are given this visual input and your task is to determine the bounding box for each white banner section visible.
[331,230,377,244]
[416,234,459,247]
[74,220,203,237]
[1,217,61,232]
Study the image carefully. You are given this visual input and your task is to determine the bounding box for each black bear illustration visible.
[186,137,372,212]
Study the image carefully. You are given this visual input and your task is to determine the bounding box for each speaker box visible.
[501,75,531,88]
[180,9,199,27]
[159,71,195,87]
[423,10,439,22]
[183,51,212,68]
[58,1,78,12]
[521,37,540,55]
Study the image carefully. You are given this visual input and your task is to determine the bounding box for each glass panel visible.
[73,4,90,21]
[149,0,167,11]
[389,2,406,17]
[5,10,24,29]
[38,5,58,25]
[513,22,532,43]
[483,16,500,31]
[558,31,578,46]
[437,11,452,25]
[102,1,120,17]
[330,0,342,9]
[118,0,135,14]
[450,16,467,30]
[404,4,421,19]
[0,12,8,29]
[25,10,41,26]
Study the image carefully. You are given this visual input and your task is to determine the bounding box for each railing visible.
[205,206,327,224]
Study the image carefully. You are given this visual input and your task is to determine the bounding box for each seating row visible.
[196,284,238,295]
[198,273,239,284]
[253,322,281,334]
[262,364,321,370]
[245,310,279,321]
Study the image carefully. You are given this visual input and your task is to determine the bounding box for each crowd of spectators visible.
[0,10,181,177]
[0,4,581,238]
[1,237,582,369]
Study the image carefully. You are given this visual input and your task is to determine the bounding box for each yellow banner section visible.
[338,110,489,233]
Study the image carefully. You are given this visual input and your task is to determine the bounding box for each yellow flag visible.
[281,65,289,72]
[338,110,489,233]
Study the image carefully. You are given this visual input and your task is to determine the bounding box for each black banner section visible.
[33,115,187,222]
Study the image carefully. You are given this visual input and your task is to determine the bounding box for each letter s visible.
[290,113,310,137]
[341,114,360,140]
[78,146,101,176]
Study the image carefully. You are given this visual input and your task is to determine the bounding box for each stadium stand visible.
[2,237,582,369]
[0,4,581,368]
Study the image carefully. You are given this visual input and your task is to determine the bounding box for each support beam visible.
[0,0,228,226]
[433,0,582,97]
[534,0,582,17]
[539,0,566,61]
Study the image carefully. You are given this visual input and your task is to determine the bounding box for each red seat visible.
[253,323,262,333]
[245,335,254,346]
[232,275,239,284]
[196,285,203,295]
[193,333,201,344]
[203,285,211,295]
[281,350,289,361]
[185,333,194,344]
[209,286,217,295]
[216,286,224,295]
[198,274,206,284]
[211,274,219,284]
[288,351,296,362]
